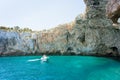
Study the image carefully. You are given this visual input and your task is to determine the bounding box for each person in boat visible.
[41,54,49,62]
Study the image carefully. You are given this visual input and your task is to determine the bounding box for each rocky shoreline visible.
[1,0,120,57]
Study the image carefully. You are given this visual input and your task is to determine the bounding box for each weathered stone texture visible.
[1,0,120,56]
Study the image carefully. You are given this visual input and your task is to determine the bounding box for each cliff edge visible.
[0,0,120,56]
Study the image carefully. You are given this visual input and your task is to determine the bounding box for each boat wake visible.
[27,59,40,62]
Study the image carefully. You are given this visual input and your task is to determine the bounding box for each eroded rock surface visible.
[106,0,120,24]
[0,31,38,56]
[1,0,120,56]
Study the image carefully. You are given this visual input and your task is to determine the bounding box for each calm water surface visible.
[0,56,120,80]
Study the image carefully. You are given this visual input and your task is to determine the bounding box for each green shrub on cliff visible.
[0,26,32,32]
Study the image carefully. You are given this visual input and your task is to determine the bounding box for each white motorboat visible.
[40,55,49,62]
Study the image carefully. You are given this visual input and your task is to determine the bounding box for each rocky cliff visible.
[0,22,75,56]
[0,30,37,56]
[0,0,120,56]
[106,0,120,24]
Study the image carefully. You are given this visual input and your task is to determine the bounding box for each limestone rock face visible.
[1,0,120,56]
[37,22,75,55]
[0,22,75,56]
[0,31,38,56]
[67,0,120,56]
[84,0,108,19]
[106,0,120,23]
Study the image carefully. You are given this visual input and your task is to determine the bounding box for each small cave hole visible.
[67,47,73,52]
[107,47,119,56]
[93,1,100,5]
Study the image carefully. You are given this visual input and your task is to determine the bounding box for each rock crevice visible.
[0,0,120,56]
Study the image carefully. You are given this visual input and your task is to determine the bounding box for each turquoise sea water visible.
[0,56,120,80]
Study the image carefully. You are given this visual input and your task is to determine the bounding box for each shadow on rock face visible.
[106,47,119,57]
